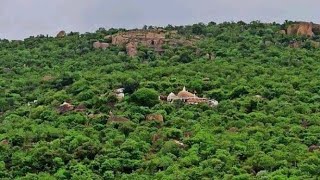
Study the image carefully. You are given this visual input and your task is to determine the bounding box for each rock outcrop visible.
[309,145,320,152]
[111,30,165,46]
[108,29,195,56]
[286,22,320,37]
[56,31,66,38]
[92,29,198,56]
[93,42,110,50]
[288,22,314,36]
[58,102,74,114]
[126,42,138,57]
[100,43,110,50]
[110,30,166,56]
[278,30,286,35]
[146,114,164,123]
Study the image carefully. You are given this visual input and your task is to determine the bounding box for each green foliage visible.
[130,88,159,107]
[1,21,320,179]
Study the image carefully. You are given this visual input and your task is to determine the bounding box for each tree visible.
[179,52,192,63]
[130,88,159,107]
[192,23,205,35]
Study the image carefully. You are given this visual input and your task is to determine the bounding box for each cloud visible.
[0,0,319,39]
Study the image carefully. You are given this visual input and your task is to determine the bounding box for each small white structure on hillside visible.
[166,87,219,107]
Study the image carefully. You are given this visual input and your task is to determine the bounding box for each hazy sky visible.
[0,0,319,40]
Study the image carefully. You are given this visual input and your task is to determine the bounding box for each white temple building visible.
[167,87,218,106]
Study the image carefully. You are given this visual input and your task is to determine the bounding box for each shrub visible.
[130,88,159,107]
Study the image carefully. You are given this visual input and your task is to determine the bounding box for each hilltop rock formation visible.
[108,29,195,56]
[93,42,101,49]
[285,22,320,37]
[111,30,166,46]
[287,22,314,37]
[110,30,166,56]
[91,30,197,56]
[56,31,66,38]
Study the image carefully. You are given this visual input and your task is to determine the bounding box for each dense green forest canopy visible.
[1,21,320,179]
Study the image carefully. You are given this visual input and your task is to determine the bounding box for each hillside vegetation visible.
[1,21,320,179]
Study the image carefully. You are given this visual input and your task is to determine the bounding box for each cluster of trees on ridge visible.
[1,21,320,179]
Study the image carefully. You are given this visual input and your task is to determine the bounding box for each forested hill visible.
[1,21,320,179]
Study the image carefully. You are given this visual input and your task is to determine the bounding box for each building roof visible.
[177,87,197,98]
[167,92,178,100]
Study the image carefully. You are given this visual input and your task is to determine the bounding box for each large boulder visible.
[93,42,101,49]
[278,30,286,35]
[287,22,314,37]
[146,114,164,123]
[93,42,109,50]
[56,30,66,38]
[309,145,320,152]
[100,43,110,50]
[58,102,74,114]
